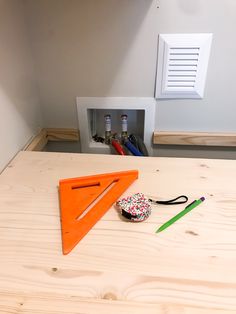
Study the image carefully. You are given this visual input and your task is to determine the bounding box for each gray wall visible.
[23,0,157,128]
[156,0,236,133]
[0,0,42,172]
[23,0,236,135]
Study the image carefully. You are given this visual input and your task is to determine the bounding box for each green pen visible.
[156,197,205,233]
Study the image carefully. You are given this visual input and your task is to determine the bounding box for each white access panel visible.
[155,33,213,99]
[76,97,156,155]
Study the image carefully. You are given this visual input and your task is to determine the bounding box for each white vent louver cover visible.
[155,33,213,99]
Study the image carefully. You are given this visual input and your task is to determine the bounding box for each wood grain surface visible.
[153,131,236,146]
[24,128,79,152]
[46,128,79,142]
[24,129,48,151]
[0,151,236,313]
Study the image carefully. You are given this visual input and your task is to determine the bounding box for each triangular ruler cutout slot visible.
[59,170,138,255]
[72,182,100,189]
[76,180,118,221]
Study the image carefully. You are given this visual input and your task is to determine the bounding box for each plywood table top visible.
[0,151,236,313]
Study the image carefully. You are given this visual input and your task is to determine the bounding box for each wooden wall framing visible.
[25,129,236,152]
[24,128,79,151]
[153,131,236,147]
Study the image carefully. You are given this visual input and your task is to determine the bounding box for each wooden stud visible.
[24,128,79,151]
[24,129,48,151]
[46,128,79,141]
[153,131,236,147]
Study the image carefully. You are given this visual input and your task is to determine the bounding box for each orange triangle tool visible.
[59,170,138,254]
